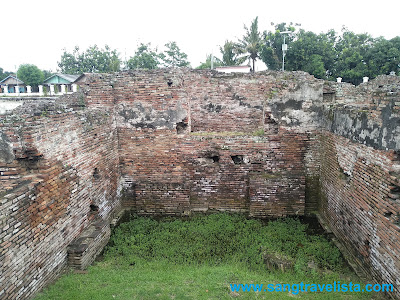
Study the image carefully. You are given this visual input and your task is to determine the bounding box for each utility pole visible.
[281,31,291,71]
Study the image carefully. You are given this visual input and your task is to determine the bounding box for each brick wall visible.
[318,131,400,297]
[0,93,120,299]
[1,69,400,299]
[113,70,311,217]
[316,76,400,298]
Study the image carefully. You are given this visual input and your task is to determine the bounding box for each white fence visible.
[0,84,78,96]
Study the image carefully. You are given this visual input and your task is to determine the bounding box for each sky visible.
[1,0,399,73]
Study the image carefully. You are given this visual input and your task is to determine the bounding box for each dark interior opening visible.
[384,211,393,218]
[176,121,188,134]
[17,151,43,170]
[93,168,100,180]
[90,204,99,212]
[209,156,219,163]
[231,155,244,165]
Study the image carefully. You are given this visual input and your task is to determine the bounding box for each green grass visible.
[35,213,386,300]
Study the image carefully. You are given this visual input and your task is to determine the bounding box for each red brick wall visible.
[0,94,120,299]
[118,129,307,217]
[2,70,399,299]
[318,131,400,297]
[114,70,309,217]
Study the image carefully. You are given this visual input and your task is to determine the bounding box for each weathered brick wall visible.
[118,130,307,216]
[323,75,400,150]
[317,76,400,298]
[1,69,400,299]
[0,94,120,299]
[318,132,400,297]
[113,70,313,217]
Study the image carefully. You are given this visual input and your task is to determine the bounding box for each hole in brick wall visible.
[90,204,99,212]
[176,121,188,134]
[93,168,100,180]
[17,153,43,170]
[384,211,393,218]
[197,150,220,164]
[388,184,400,200]
[209,155,219,163]
[395,214,400,226]
[205,103,222,113]
[167,80,173,87]
[323,92,335,102]
[338,166,351,181]
[231,155,244,165]
[264,113,277,124]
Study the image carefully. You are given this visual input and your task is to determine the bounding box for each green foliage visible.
[35,259,371,300]
[334,30,372,84]
[252,128,265,136]
[238,17,262,72]
[17,64,44,87]
[126,43,159,70]
[105,213,344,273]
[58,45,121,74]
[196,54,223,69]
[42,70,53,81]
[259,22,400,84]
[36,214,376,300]
[364,36,400,79]
[284,29,337,80]
[0,67,13,81]
[260,22,299,71]
[159,41,190,68]
[219,40,247,66]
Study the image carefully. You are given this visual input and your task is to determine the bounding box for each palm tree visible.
[238,17,262,72]
[219,40,246,66]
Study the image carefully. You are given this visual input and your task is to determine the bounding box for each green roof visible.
[43,74,81,84]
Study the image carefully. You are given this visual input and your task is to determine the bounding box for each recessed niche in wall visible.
[197,150,220,164]
[384,211,393,218]
[176,121,188,134]
[231,155,244,165]
[90,204,99,212]
[93,168,100,180]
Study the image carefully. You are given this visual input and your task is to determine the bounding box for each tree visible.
[127,43,159,70]
[42,70,53,81]
[364,36,400,77]
[0,68,12,81]
[238,17,262,72]
[196,54,223,69]
[284,29,337,79]
[260,22,298,71]
[17,64,44,87]
[219,40,246,66]
[58,45,121,74]
[159,41,190,68]
[334,29,373,84]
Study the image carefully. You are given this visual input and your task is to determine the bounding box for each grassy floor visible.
[35,214,387,300]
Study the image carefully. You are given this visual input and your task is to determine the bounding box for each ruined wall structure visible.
[0,69,399,299]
